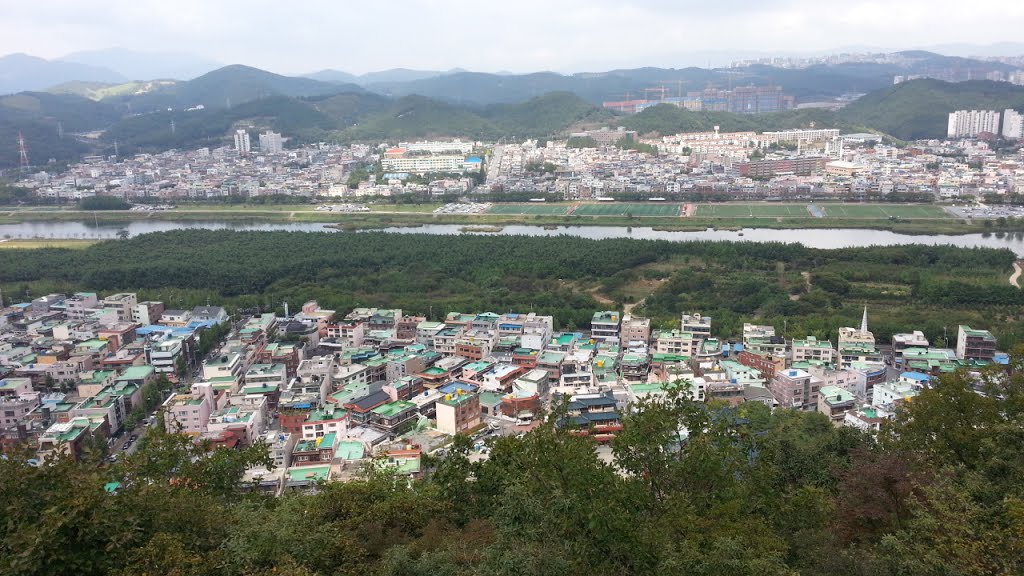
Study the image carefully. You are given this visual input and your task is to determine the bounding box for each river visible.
[2,220,1024,255]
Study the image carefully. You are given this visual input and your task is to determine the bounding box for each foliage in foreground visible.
[3,363,1024,575]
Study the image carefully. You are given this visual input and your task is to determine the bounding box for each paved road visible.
[1011,261,1022,288]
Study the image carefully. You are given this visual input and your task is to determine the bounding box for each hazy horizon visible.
[3,0,1024,77]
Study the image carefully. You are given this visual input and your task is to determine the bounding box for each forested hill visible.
[838,79,1024,140]
[2,355,1023,574]
[2,230,1023,347]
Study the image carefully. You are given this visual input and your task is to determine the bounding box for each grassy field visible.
[818,204,950,219]
[0,239,100,249]
[695,203,951,219]
[487,204,573,215]
[572,202,682,217]
[695,204,811,218]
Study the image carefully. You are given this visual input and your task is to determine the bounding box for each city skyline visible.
[3,0,1024,76]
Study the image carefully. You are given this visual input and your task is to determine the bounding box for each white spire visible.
[860,305,868,333]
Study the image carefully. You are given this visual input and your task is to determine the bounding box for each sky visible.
[3,0,1024,75]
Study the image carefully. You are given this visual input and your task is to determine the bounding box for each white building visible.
[947,110,1000,138]
[234,129,251,156]
[1003,109,1024,140]
[259,131,284,154]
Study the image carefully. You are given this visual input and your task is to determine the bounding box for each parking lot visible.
[947,204,1024,219]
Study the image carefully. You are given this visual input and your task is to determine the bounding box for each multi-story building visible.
[956,325,997,362]
[259,131,284,154]
[947,110,1000,138]
[131,301,165,326]
[768,368,823,411]
[619,314,651,348]
[652,329,698,358]
[1003,109,1024,139]
[234,129,251,156]
[590,311,621,343]
[101,293,138,323]
[435,388,481,435]
[148,337,184,375]
[791,336,836,365]
[64,292,98,320]
[816,385,856,424]
[680,313,712,340]
[891,331,929,361]
[163,383,215,435]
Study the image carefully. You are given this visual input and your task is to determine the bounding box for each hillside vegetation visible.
[839,79,1024,140]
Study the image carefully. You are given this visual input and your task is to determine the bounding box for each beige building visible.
[435,390,481,435]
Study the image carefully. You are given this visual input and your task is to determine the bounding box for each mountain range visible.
[1,54,1024,168]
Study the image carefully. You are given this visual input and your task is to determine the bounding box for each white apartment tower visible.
[1003,109,1024,140]
[947,110,1000,138]
[234,129,251,156]
[259,131,284,154]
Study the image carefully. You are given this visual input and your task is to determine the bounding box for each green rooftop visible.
[336,440,365,460]
[286,466,330,482]
[372,401,416,417]
[306,407,347,422]
[116,365,154,382]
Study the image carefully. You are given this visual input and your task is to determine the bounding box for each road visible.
[1011,261,1022,288]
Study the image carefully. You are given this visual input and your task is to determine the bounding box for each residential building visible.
[619,314,651,348]
[817,385,856,423]
[680,313,712,340]
[873,380,921,408]
[234,129,251,156]
[956,325,997,361]
[947,110,1000,138]
[131,301,165,326]
[559,392,622,443]
[791,336,836,365]
[259,131,283,154]
[1004,109,1024,139]
[768,368,823,411]
[435,387,481,435]
[163,383,215,435]
[101,293,138,322]
[590,311,621,343]
[64,292,98,320]
[892,331,929,361]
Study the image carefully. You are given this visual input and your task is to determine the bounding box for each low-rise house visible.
[817,385,856,423]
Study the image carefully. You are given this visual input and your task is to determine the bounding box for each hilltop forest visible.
[2,230,1024,347]
[2,361,1023,575]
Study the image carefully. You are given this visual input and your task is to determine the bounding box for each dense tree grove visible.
[2,364,1023,575]
[1,230,1022,345]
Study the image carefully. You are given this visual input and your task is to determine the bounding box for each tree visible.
[116,229,130,240]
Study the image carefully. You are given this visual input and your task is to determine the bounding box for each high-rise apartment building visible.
[259,131,283,154]
[234,129,251,156]
[1003,109,1024,139]
[947,110,1000,138]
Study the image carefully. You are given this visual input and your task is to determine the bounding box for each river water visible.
[2,220,1024,255]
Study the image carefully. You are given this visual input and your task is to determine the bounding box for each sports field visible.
[818,204,950,219]
[695,203,951,219]
[571,203,682,217]
[486,204,573,215]
[695,204,810,218]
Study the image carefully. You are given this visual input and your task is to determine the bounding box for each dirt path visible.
[1011,261,1022,288]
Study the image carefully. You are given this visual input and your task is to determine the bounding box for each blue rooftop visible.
[440,381,479,395]
[901,372,931,382]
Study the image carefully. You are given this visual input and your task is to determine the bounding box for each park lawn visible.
[572,203,682,217]
[821,204,951,219]
[487,204,573,215]
[695,203,810,218]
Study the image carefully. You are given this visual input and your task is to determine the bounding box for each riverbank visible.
[0,207,1012,235]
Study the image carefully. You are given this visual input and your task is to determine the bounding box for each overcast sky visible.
[4,0,1024,74]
